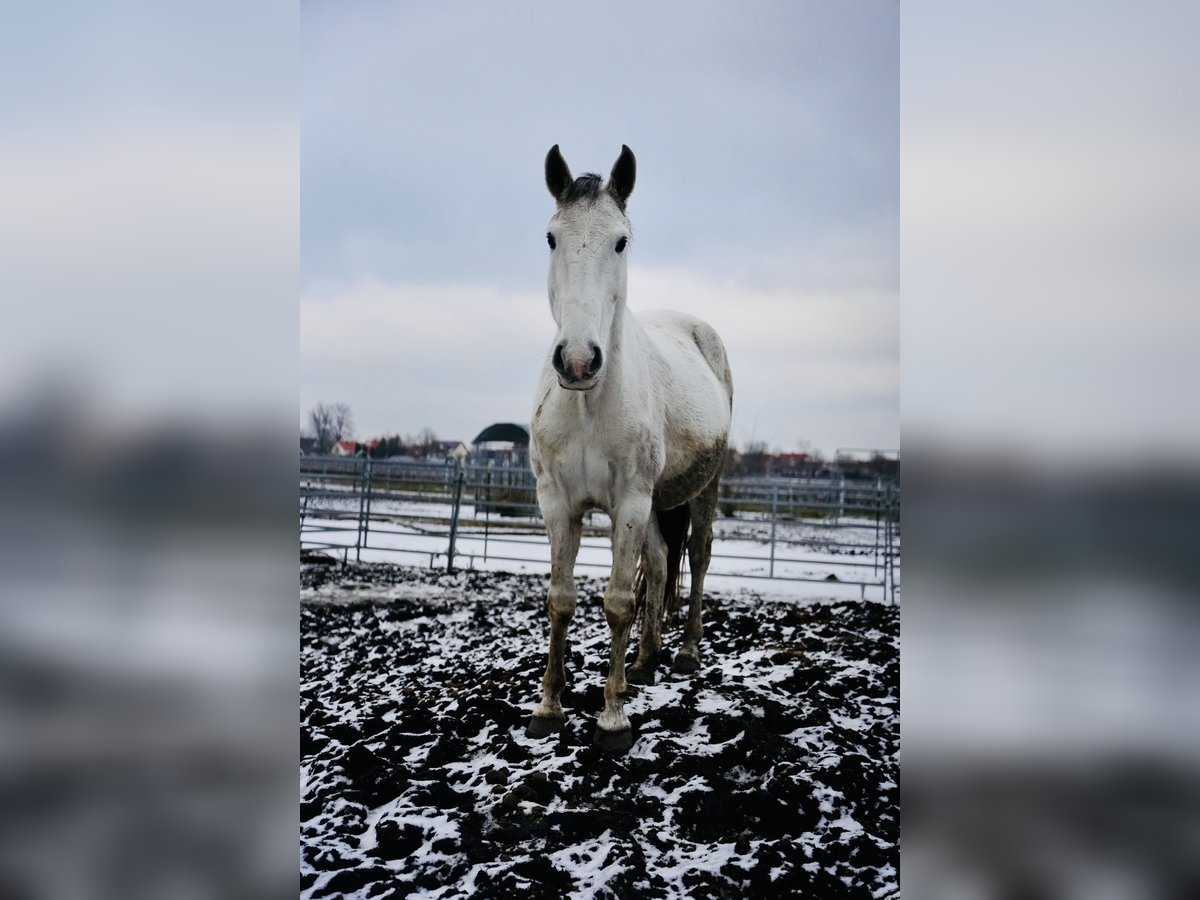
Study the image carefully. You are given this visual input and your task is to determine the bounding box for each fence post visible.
[873,476,882,576]
[886,481,896,605]
[359,457,374,563]
[768,481,778,578]
[893,484,899,605]
[483,464,492,562]
[446,460,466,573]
[355,457,370,564]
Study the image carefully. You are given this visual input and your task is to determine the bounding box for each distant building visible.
[433,440,470,461]
[393,439,471,462]
[472,422,530,467]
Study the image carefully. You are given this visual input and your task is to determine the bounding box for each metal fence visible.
[300,456,899,602]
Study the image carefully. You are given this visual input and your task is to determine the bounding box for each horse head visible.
[543,144,636,391]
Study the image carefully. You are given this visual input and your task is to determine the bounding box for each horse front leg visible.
[595,492,652,751]
[528,496,582,738]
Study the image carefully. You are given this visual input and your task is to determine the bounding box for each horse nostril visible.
[589,345,603,375]
[552,343,567,376]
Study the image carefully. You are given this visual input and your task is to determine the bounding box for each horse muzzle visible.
[553,341,603,390]
[556,372,601,391]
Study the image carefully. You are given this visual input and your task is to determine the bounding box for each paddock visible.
[300,564,898,898]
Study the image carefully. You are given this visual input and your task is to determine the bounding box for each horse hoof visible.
[625,664,656,686]
[672,651,701,674]
[593,726,634,753]
[526,714,565,739]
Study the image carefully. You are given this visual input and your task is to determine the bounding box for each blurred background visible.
[0,1,297,898]
[2,1,1198,898]
[903,1,1200,897]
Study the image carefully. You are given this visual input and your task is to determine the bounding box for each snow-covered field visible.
[301,496,898,603]
[301,564,898,898]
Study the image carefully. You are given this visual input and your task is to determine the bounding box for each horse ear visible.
[607,144,636,208]
[545,145,573,203]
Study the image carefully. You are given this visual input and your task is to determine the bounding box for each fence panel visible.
[301,457,900,602]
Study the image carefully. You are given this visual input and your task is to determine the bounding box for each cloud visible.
[301,266,898,453]
[301,2,898,290]
[301,2,899,453]
[629,267,898,451]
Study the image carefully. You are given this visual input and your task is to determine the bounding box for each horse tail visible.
[634,504,691,627]
[657,504,691,624]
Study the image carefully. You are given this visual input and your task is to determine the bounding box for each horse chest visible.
[575,446,622,507]
[544,438,623,509]
[532,404,636,511]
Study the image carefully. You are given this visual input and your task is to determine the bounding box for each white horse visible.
[527,145,734,751]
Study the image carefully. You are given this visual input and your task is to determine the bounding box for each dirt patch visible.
[301,563,897,898]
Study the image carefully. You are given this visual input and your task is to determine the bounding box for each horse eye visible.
[547,233,556,250]
[615,236,627,253]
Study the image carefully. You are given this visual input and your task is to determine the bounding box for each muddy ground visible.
[301,563,898,898]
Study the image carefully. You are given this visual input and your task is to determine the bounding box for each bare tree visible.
[307,403,334,454]
[307,401,354,453]
[741,439,771,477]
[418,427,438,454]
[332,403,354,446]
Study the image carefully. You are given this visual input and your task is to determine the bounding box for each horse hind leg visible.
[673,473,720,674]
[626,514,668,686]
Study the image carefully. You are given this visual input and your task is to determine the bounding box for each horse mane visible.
[563,173,603,205]
[560,172,630,211]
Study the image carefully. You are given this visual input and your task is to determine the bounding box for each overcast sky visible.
[301,1,898,456]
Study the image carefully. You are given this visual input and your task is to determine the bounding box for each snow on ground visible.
[302,498,898,604]
[301,564,898,898]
